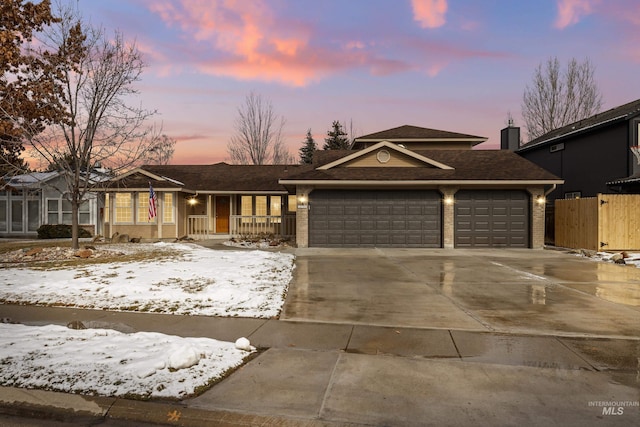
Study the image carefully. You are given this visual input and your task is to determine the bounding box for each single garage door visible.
[455,190,530,248]
[309,190,441,248]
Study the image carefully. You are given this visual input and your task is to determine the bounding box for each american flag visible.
[148,183,157,221]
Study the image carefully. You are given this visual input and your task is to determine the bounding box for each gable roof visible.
[520,98,640,151]
[107,163,314,193]
[353,125,486,146]
[281,150,562,185]
[317,141,454,170]
[2,172,60,189]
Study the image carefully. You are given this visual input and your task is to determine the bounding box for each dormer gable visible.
[317,141,454,170]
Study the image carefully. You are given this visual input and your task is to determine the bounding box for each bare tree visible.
[4,2,170,248]
[522,57,603,141]
[146,134,176,165]
[227,92,292,164]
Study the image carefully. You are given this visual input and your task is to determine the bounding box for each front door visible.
[215,196,230,233]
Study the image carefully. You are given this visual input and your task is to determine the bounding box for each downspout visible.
[544,184,557,197]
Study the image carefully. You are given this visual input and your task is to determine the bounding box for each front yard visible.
[0,241,295,399]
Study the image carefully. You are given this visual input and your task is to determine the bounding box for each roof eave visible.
[278,179,564,186]
[518,114,629,152]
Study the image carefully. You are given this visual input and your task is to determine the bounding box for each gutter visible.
[278,179,565,186]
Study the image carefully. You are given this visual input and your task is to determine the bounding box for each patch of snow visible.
[234,337,253,351]
[0,243,295,318]
[0,323,253,399]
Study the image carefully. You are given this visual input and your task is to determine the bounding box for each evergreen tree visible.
[323,120,350,150]
[299,128,316,164]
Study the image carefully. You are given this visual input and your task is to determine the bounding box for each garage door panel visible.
[309,190,441,248]
[360,206,375,215]
[344,220,359,229]
[328,220,344,230]
[376,220,390,230]
[455,190,529,248]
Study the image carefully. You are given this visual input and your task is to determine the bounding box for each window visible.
[104,194,109,222]
[163,193,174,223]
[564,192,581,199]
[271,195,282,223]
[138,192,156,223]
[11,200,23,232]
[255,196,267,223]
[27,199,39,231]
[241,195,253,223]
[288,195,297,213]
[47,198,90,224]
[115,193,133,223]
[62,199,72,224]
[0,199,6,231]
[47,199,59,224]
[240,195,286,222]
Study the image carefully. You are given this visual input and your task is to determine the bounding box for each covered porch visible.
[185,193,297,240]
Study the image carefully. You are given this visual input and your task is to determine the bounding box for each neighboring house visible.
[0,171,101,238]
[509,98,640,200]
[104,125,561,249]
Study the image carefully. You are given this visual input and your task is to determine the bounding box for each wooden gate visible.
[555,194,640,250]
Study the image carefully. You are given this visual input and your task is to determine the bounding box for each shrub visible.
[37,224,92,239]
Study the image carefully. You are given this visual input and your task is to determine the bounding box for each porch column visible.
[157,193,163,239]
[528,187,546,249]
[440,187,458,249]
[296,186,312,248]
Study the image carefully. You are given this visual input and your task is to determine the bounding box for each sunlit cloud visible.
[411,0,448,29]
[555,0,600,29]
[142,0,321,86]
[138,0,504,85]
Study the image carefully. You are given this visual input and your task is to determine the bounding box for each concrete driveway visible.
[281,248,640,338]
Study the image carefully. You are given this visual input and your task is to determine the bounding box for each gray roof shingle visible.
[355,125,485,141]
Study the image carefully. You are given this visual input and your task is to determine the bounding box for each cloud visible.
[411,0,448,28]
[554,0,600,29]
[142,0,324,86]
[139,0,503,85]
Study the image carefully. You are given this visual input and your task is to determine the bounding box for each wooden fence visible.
[555,194,640,250]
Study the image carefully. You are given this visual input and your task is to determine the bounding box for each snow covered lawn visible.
[0,323,254,399]
[0,242,295,318]
[0,242,294,399]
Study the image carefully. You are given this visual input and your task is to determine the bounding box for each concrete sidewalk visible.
[1,304,638,426]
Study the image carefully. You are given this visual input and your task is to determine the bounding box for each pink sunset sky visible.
[73,0,640,164]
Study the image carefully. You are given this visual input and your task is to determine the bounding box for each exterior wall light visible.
[444,196,454,205]
[298,194,307,204]
[188,197,198,206]
[536,196,546,205]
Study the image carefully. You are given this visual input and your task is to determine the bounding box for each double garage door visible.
[309,190,441,248]
[309,189,530,248]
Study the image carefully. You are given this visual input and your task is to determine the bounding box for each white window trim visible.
[163,193,175,224]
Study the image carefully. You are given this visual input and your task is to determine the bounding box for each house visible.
[508,98,640,200]
[103,125,562,248]
[0,171,101,238]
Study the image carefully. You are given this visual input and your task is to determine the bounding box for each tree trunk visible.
[71,196,79,250]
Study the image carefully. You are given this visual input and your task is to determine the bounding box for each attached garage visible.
[455,190,530,248]
[309,190,442,248]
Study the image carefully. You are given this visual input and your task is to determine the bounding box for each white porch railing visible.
[187,214,296,239]
[230,215,296,238]
[187,215,210,239]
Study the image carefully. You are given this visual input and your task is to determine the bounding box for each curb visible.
[0,386,356,427]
